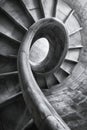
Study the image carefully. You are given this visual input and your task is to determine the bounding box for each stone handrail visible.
[18,18,70,130]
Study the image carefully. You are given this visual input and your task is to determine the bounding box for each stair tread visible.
[65,11,81,35]
[69,27,82,36]
[0,71,18,77]
[0,56,17,74]
[64,10,74,23]
[0,91,22,108]
[41,0,58,17]
[0,32,21,44]
[46,74,58,88]
[0,7,28,31]
[21,0,44,21]
[69,44,83,49]
[0,54,17,58]
[65,49,80,62]
[34,74,47,89]
[0,34,19,58]
[56,0,72,21]
[60,60,76,74]
[54,69,69,82]
[0,0,34,28]
[0,8,25,41]
[69,30,82,49]
[0,74,20,106]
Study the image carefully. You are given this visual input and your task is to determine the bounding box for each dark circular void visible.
[28,18,69,75]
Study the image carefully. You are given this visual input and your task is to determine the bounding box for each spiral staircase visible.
[0,0,87,130]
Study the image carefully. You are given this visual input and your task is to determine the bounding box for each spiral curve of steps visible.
[0,0,87,130]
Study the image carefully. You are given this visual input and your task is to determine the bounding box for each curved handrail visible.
[18,18,70,130]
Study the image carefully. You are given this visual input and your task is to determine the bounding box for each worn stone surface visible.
[44,62,87,129]
[0,0,87,130]
[14,0,87,129]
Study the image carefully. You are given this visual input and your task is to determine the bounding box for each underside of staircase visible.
[0,0,87,130]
